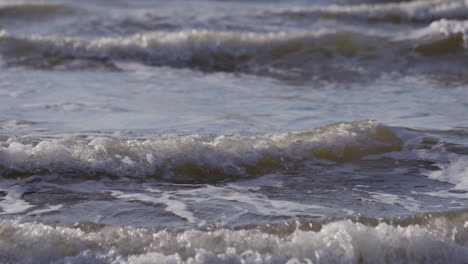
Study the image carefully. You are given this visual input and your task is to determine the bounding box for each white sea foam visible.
[0,213,467,264]
[430,18,468,33]
[366,139,468,191]
[158,182,325,219]
[426,156,468,190]
[0,185,34,214]
[26,204,63,216]
[370,191,422,212]
[426,18,468,43]
[111,190,197,223]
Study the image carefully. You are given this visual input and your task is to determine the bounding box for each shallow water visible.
[0,0,468,263]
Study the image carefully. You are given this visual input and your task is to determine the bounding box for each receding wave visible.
[1,210,467,264]
[264,0,468,23]
[0,121,402,181]
[0,20,466,77]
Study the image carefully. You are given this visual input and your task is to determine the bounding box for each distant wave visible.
[0,21,467,77]
[263,0,468,23]
[0,3,73,20]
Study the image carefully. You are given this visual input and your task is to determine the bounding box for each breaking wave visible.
[266,0,468,23]
[0,211,467,264]
[0,121,402,181]
[0,19,467,76]
[0,29,387,72]
[0,119,466,186]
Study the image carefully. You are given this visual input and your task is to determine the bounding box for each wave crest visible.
[0,121,402,181]
[265,0,468,23]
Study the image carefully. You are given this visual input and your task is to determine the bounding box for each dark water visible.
[0,0,468,263]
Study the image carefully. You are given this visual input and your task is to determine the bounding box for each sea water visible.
[0,0,468,263]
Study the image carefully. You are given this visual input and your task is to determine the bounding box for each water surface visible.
[0,0,468,263]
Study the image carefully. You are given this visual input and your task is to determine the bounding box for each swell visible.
[0,121,403,181]
[264,0,468,24]
[0,210,467,264]
[0,20,466,77]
